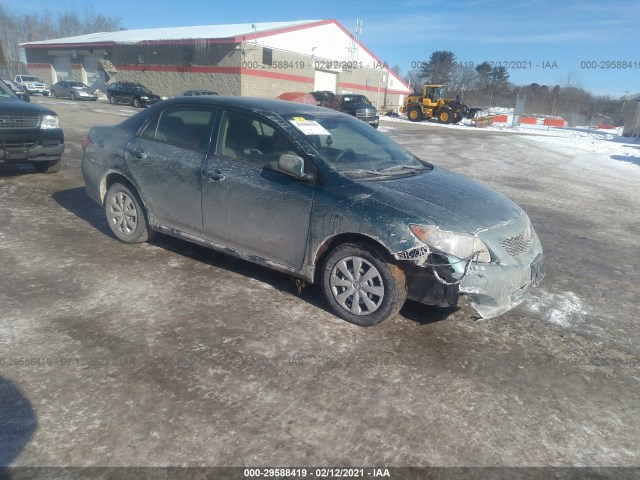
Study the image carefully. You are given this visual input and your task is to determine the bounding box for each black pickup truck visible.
[1,79,64,173]
[332,94,379,128]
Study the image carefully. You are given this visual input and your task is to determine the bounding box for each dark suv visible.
[0,79,64,173]
[332,94,379,128]
[107,82,161,108]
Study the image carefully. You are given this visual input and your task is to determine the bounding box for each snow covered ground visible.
[380,115,640,171]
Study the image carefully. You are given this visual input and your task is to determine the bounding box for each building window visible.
[262,48,273,66]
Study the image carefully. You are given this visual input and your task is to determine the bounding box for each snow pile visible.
[523,290,587,327]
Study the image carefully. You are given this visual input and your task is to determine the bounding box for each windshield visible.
[21,76,39,82]
[426,86,445,99]
[285,112,430,177]
[0,80,18,100]
[342,95,371,105]
[132,85,152,94]
[69,81,87,88]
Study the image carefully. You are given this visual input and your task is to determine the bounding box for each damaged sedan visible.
[81,96,543,326]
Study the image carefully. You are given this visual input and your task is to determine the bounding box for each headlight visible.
[40,115,60,129]
[140,96,148,100]
[409,224,491,263]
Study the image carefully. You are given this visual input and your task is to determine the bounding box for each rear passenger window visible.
[154,108,216,151]
[139,115,159,140]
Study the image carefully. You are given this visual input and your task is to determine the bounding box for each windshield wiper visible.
[341,168,389,177]
[378,164,427,173]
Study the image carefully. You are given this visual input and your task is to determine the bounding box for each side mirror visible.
[278,154,305,179]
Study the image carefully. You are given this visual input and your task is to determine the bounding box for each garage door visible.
[54,57,72,81]
[314,70,337,93]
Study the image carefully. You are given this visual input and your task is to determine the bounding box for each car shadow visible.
[400,301,458,325]
[52,187,452,326]
[0,163,39,177]
[51,186,111,236]
[0,376,38,472]
[149,233,331,311]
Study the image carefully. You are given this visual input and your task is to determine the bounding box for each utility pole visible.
[588,98,598,134]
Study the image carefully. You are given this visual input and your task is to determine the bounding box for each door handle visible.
[205,169,225,181]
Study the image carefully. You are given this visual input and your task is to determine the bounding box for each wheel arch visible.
[100,171,153,226]
[312,232,397,284]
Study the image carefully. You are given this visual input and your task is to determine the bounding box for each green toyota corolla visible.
[81,96,543,326]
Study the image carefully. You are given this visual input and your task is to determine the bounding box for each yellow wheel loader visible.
[400,84,479,124]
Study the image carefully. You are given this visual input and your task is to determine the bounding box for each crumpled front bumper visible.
[458,214,544,318]
[396,213,544,319]
[459,249,544,319]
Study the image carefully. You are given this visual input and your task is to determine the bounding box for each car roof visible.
[154,96,333,116]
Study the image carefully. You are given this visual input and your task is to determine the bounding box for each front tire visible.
[104,182,153,243]
[407,106,423,122]
[436,107,454,124]
[70,91,76,101]
[321,243,407,326]
[133,98,141,108]
[108,95,116,105]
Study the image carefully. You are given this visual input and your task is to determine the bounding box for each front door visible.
[202,110,315,270]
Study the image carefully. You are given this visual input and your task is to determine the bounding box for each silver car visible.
[81,96,543,326]
[51,81,98,101]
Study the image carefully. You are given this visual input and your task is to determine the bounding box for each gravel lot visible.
[1,97,639,469]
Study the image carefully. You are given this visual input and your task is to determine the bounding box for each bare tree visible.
[57,10,83,37]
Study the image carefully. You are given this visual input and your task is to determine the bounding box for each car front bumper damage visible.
[394,214,544,319]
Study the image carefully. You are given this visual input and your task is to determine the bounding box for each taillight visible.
[82,136,91,151]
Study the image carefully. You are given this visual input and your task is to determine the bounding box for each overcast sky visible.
[5,0,639,96]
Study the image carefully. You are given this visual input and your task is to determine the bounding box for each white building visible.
[20,19,411,109]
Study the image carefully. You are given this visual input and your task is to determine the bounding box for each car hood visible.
[361,166,522,233]
[0,99,56,115]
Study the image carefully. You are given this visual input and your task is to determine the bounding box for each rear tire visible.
[33,160,60,173]
[104,182,153,243]
[321,243,407,326]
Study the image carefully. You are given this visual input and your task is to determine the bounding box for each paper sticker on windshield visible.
[289,119,331,136]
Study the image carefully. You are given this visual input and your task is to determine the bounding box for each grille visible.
[356,108,376,118]
[1,140,37,148]
[501,228,532,256]
[0,115,40,129]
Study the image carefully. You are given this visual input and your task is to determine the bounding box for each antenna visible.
[346,18,362,72]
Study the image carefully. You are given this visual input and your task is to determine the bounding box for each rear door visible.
[125,105,217,236]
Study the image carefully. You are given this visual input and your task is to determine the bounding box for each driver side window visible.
[217,111,297,166]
